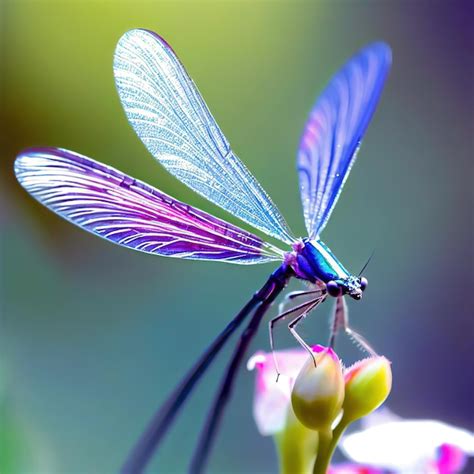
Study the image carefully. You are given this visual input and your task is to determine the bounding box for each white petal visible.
[253,377,292,436]
[341,418,474,470]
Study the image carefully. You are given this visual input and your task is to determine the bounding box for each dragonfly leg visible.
[328,296,348,349]
[277,280,326,315]
[269,298,322,381]
[345,327,378,357]
[328,296,378,356]
[288,312,318,367]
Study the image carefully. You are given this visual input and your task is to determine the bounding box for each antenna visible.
[358,249,375,276]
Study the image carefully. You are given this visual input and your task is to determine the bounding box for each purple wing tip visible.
[17,146,63,159]
[16,146,76,165]
[15,147,104,185]
[15,146,59,177]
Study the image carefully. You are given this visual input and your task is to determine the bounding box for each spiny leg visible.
[269,297,322,381]
[288,296,327,367]
[328,296,378,356]
[277,282,326,315]
[346,327,378,357]
[328,296,347,349]
[279,289,325,310]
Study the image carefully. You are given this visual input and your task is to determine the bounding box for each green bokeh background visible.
[2,1,472,473]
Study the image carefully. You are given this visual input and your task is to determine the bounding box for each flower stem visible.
[274,409,319,474]
[312,419,351,474]
[312,429,332,474]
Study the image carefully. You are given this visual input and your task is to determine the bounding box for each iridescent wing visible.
[298,42,391,238]
[14,148,284,264]
[114,29,294,245]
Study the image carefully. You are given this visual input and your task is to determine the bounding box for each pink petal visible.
[435,443,467,474]
[328,463,383,474]
[247,348,310,435]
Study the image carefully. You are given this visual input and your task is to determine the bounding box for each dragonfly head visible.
[326,276,368,300]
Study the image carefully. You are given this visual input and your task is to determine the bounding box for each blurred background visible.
[1,1,473,473]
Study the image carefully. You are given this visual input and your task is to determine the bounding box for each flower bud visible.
[291,346,344,432]
[247,349,319,474]
[343,356,392,423]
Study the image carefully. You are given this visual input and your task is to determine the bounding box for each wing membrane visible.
[298,42,391,238]
[15,148,284,264]
[114,29,293,244]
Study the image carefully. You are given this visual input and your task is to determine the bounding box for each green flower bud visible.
[291,346,344,432]
[343,356,392,423]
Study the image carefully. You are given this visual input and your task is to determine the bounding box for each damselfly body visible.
[15,29,392,473]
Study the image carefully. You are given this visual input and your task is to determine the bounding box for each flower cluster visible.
[248,345,392,473]
[248,346,474,473]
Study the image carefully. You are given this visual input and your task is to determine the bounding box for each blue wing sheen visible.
[298,42,392,238]
[114,29,294,245]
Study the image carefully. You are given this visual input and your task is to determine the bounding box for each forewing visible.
[114,29,294,245]
[298,42,391,238]
[14,148,284,264]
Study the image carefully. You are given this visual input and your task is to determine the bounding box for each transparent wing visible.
[15,148,284,264]
[298,42,392,238]
[114,29,294,245]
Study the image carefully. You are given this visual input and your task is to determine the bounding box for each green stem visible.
[275,409,319,474]
[312,429,332,474]
[312,418,351,474]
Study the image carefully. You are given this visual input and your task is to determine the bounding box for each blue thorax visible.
[296,239,349,282]
[291,239,364,299]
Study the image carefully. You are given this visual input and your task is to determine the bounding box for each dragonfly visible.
[14,29,391,473]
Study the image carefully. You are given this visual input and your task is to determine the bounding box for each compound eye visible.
[326,280,342,297]
[359,277,368,291]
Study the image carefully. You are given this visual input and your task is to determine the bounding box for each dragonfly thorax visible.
[288,239,367,300]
